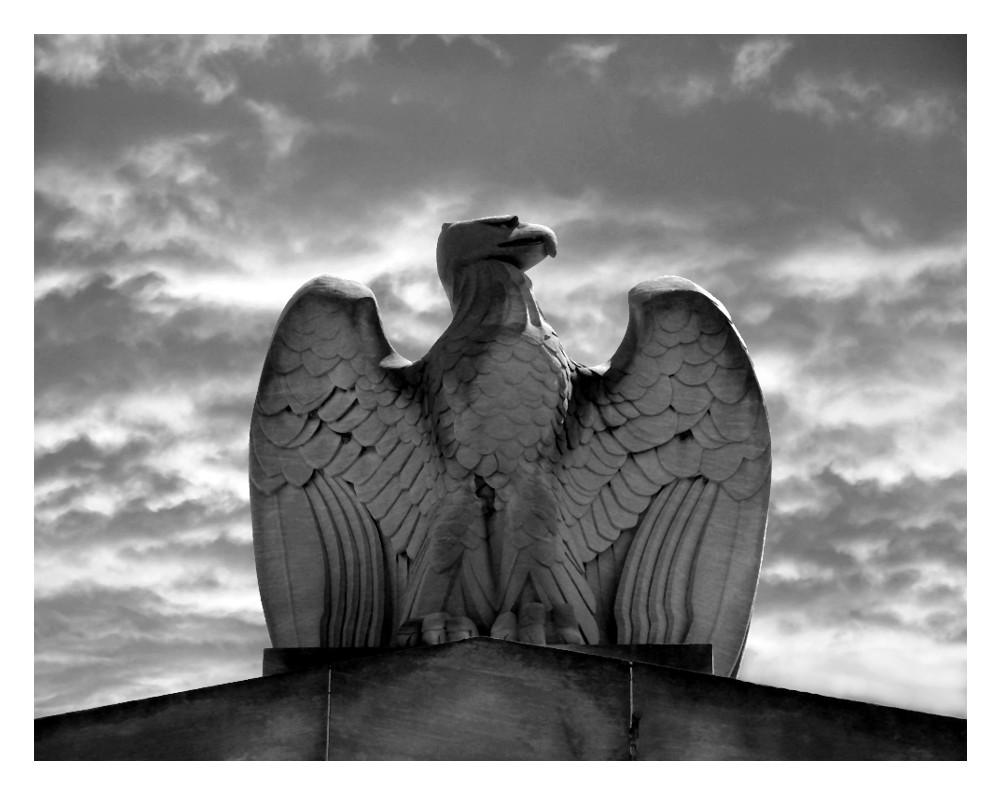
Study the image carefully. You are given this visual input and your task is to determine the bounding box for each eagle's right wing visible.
[250,277,444,648]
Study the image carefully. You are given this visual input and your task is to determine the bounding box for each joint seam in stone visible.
[628,662,638,761]
[325,666,332,761]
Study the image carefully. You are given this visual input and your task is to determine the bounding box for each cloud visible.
[875,93,961,139]
[35,273,274,406]
[365,268,451,359]
[35,434,186,513]
[772,72,879,124]
[439,35,514,67]
[631,72,718,113]
[731,37,792,89]
[35,34,274,103]
[301,34,375,73]
[760,468,966,626]
[35,136,238,277]
[35,585,267,716]
[742,621,965,716]
[35,495,249,555]
[549,40,619,81]
[245,100,312,158]
[732,253,966,484]
[33,272,271,549]
[34,34,112,85]
[771,72,963,139]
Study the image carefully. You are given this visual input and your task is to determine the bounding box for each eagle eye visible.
[481,215,519,229]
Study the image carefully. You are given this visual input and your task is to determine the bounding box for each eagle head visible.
[436,215,558,303]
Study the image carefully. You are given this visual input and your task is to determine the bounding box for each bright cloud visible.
[245,100,313,158]
[549,40,620,80]
[876,93,961,138]
[731,37,792,88]
[35,34,273,103]
[301,34,375,73]
[631,72,718,112]
[772,71,963,140]
[772,72,880,124]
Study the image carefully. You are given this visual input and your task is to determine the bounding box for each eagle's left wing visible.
[554,276,771,675]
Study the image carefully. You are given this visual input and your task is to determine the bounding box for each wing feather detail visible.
[559,276,771,675]
[250,276,438,648]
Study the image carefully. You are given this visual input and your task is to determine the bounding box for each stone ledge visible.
[262,641,714,676]
[35,638,966,760]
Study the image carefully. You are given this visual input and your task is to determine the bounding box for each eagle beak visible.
[540,227,558,259]
[523,223,557,259]
[497,222,558,268]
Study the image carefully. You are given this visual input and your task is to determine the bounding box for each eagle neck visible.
[448,259,544,334]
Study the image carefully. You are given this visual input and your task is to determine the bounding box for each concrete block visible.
[324,638,631,760]
[34,640,965,760]
[35,667,329,761]
[263,641,713,676]
[631,663,966,760]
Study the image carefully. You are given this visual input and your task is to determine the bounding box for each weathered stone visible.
[36,640,965,760]
[250,216,770,675]
[34,667,329,761]
[261,642,715,676]
[631,662,966,760]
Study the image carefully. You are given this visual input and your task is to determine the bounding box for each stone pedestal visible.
[261,642,714,676]
[34,638,966,760]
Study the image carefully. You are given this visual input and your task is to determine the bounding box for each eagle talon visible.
[489,611,518,640]
[445,615,479,641]
[489,603,584,644]
[399,613,480,645]
[518,602,548,645]
[395,620,422,647]
[420,612,451,645]
[552,603,584,644]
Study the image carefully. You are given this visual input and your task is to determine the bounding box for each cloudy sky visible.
[34,34,966,719]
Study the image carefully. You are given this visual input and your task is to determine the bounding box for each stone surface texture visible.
[35,639,965,761]
[250,216,771,676]
[35,667,329,761]
[262,642,714,676]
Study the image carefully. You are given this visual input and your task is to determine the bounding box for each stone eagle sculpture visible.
[250,215,770,676]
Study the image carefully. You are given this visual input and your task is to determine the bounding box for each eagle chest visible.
[437,331,571,470]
